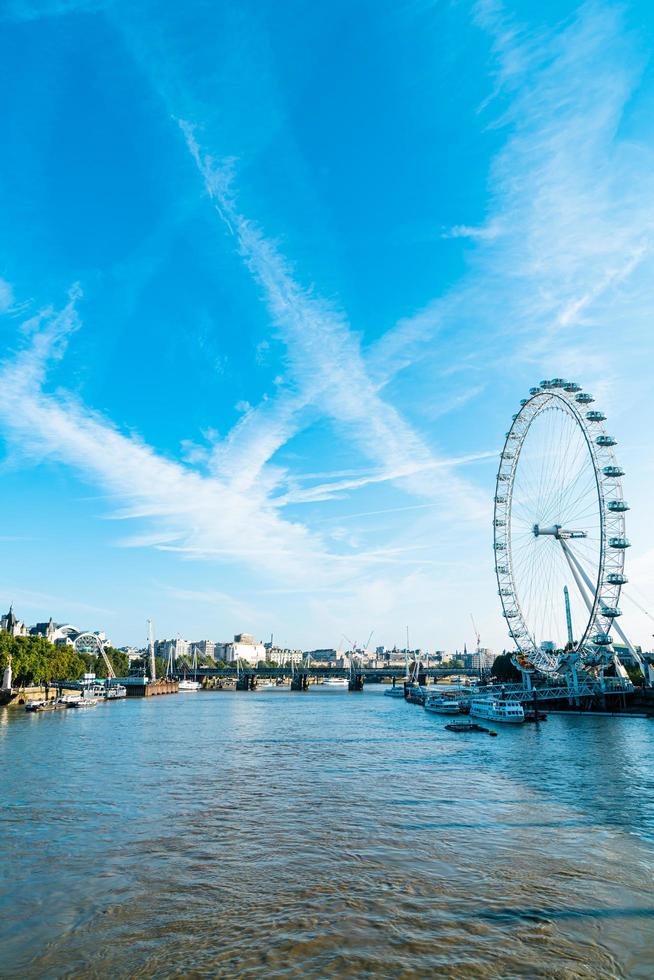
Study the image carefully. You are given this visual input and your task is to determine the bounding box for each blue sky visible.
[1,0,654,652]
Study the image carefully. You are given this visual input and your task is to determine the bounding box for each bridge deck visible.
[181,666,477,680]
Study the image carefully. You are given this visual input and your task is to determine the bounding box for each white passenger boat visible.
[57,693,83,706]
[86,681,127,700]
[178,679,202,691]
[469,697,524,724]
[71,697,99,708]
[424,695,461,715]
[103,684,127,699]
[320,678,348,687]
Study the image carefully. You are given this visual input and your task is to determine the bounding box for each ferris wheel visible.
[73,632,116,679]
[493,379,633,676]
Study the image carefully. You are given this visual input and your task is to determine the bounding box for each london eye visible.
[493,379,638,679]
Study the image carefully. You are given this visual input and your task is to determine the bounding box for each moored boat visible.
[469,697,524,724]
[523,708,547,722]
[25,700,57,712]
[178,679,202,691]
[445,721,492,733]
[384,686,405,698]
[103,684,127,699]
[57,694,83,706]
[424,695,461,715]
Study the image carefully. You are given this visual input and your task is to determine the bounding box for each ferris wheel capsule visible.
[607,500,629,512]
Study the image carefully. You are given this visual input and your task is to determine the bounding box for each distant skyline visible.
[2,0,654,652]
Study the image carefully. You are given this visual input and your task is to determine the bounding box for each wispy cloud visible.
[180,122,485,519]
[277,451,497,505]
[370,2,654,391]
[442,222,503,241]
[0,294,334,583]
[162,585,258,622]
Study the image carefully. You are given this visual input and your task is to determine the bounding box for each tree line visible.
[0,633,130,688]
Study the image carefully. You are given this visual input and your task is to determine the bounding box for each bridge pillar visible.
[291,672,309,691]
[348,672,364,692]
[236,672,257,691]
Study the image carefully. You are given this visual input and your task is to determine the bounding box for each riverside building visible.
[217,633,266,666]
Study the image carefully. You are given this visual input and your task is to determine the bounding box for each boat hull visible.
[469,707,524,724]
[424,703,461,715]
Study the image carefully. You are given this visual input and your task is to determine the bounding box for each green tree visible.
[624,663,644,687]
[491,653,521,682]
[0,633,87,687]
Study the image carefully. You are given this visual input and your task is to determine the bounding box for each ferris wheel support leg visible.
[610,618,651,687]
[560,541,595,616]
[564,542,649,686]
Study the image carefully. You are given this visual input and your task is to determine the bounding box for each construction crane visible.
[470,614,481,652]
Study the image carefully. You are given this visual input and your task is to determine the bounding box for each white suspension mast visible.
[147,619,156,682]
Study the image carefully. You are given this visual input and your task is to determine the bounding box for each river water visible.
[2,688,654,978]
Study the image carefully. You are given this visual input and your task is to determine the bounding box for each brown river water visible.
[2,688,654,978]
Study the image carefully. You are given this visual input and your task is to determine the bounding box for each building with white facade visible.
[154,638,190,664]
[218,633,266,666]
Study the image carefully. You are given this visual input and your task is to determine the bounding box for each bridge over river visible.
[176,664,478,691]
[174,666,641,707]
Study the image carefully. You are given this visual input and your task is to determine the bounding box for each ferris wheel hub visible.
[532,523,588,540]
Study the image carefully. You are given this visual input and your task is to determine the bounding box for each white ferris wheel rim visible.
[493,380,628,674]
